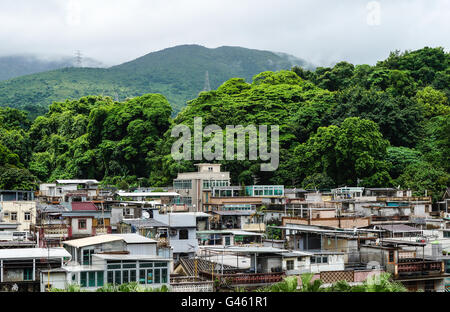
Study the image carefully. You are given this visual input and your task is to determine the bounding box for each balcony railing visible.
[200,271,284,286]
[396,259,443,276]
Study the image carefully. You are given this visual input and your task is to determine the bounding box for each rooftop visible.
[0,248,71,259]
[117,192,180,197]
[109,233,157,244]
[71,202,98,211]
[92,253,170,261]
[197,230,264,236]
[121,218,168,228]
[199,246,289,254]
[213,210,255,216]
[375,224,423,233]
[63,235,123,248]
[56,179,99,184]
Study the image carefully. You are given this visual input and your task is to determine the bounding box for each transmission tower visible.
[202,70,211,92]
[75,50,83,67]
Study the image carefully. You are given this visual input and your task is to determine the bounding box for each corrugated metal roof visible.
[63,235,123,248]
[200,246,289,254]
[92,254,170,261]
[117,192,180,197]
[109,234,157,244]
[213,211,255,216]
[197,230,263,236]
[376,224,422,233]
[62,211,111,217]
[121,218,168,228]
[56,179,99,184]
[0,248,71,259]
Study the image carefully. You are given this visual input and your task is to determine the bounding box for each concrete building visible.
[0,248,71,292]
[0,201,36,232]
[173,163,231,212]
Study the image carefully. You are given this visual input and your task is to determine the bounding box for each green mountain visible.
[0,45,314,118]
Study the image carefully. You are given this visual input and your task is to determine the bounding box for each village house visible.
[0,191,36,232]
[0,247,71,292]
[40,234,172,291]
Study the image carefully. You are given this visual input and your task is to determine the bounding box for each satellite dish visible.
[142,211,150,219]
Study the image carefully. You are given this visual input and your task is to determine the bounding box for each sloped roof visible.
[178,257,240,275]
[72,202,98,211]
[56,179,99,184]
[109,233,157,244]
[121,218,168,228]
[63,235,123,248]
[376,224,422,233]
[0,248,71,259]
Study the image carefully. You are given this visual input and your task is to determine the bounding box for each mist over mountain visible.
[0,45,314,117]
[0,54,105,81]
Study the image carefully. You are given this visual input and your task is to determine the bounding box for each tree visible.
[396,161,449,202]
[294,117,391,186]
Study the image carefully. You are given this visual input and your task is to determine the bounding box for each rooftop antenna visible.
[75,50,83,67]
[202,71,211,92]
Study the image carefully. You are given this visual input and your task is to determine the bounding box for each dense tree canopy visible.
[0,47,448,200]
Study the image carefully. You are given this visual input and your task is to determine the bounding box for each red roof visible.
[71,202,98,211]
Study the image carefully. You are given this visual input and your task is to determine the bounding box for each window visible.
[286,260,294,271]
[97,271,104,287]
[179,229,189,240]
[173,179,192,189]
[82,249,94,265]
[80,272,87,287]
[23,268,33,281]
[114,270,121,285]
[24,212,31,221]
[3,212,9,217]
[107,271,114,284]
[161,269,168,283]
[10,212,17,221]
[88,272,96,287]
[388,250,395,263]
[154,269,161,284]
[78,219,87,230]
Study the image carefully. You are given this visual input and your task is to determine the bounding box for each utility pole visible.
[203,71,211,92]
[75,50,83,67]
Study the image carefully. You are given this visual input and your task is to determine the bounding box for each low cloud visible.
[0,0,448,66]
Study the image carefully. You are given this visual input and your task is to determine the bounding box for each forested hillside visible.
[0,47,448,201]
[0,45,312,118]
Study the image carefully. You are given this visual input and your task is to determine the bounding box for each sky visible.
[0,0,448,67]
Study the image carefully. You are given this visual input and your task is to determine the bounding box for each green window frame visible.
[130,270,136,282]
[147,270,153,284]
[107,271,113,284]
[123,270,129,284]
[80,272,87,287]
[161,269,168,283]
[88,272,96,287]
[23,268,33,281]
[154,269,161,284]
[114,270,121,285]
[97,271,104,287]
[139,270,146,284]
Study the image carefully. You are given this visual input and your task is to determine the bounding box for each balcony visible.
[242,223,266,232]
[200,271,284,286]
[396,259,443,277]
